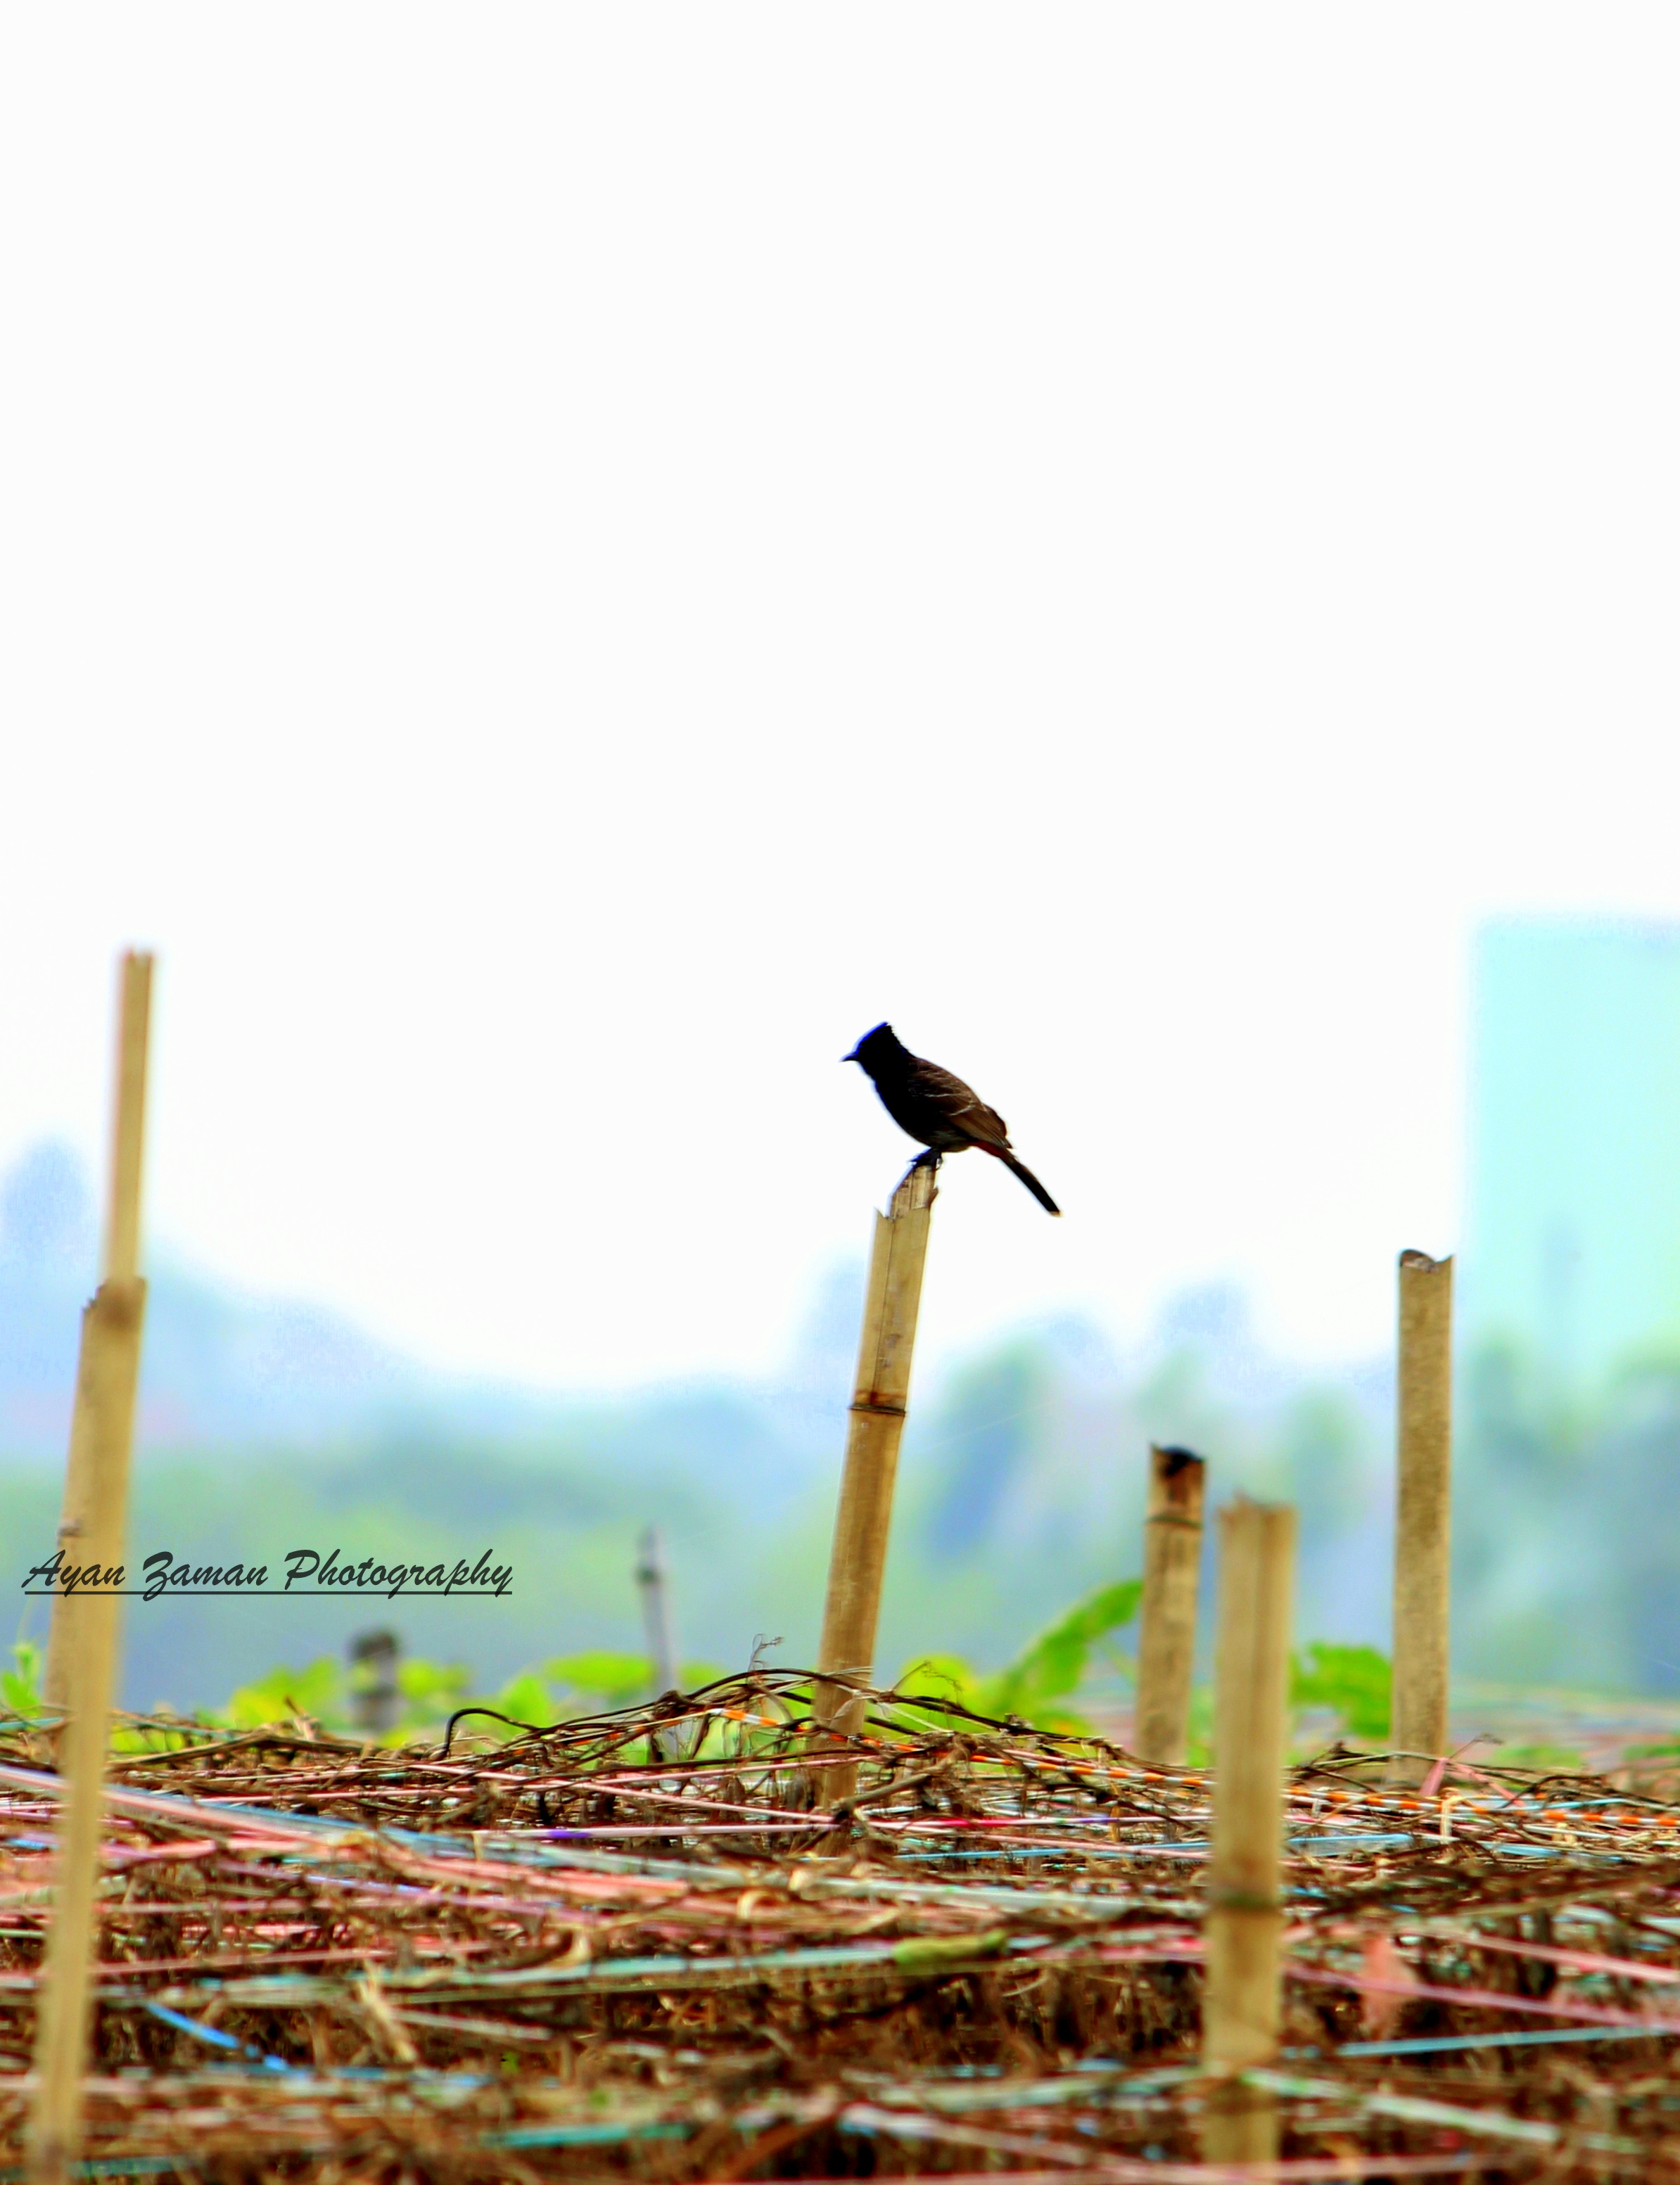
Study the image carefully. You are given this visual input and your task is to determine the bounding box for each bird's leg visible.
[898,1148,942,1198]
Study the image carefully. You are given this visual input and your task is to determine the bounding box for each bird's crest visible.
[844,1021,901,1066]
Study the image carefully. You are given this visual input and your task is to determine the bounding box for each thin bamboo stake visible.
[1391,1249,1453,1788]
[103,951,153,1289]
[813,1162,936,1795]
[1202,1496,1296,2168]
[44,953,153,1713]
[636,1527,682,1764]
[636,1526,678,1697]
[350,1630,401,1738]
[1133,1444,1205,1767]
[28,953,153,2185]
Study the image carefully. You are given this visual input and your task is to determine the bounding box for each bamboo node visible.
[91,1278,146,1333]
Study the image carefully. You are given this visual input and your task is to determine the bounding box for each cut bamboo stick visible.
[1202,1496,1296,2168]
[813,1162,936,1797]
[636,1526,679,1697]
[103,951,153,1289]
[636,1527,682,1763]
[1133,1444,1205,1767]
[1391,1249,1453,1787]
[44,953,153,1714]
[28,953,153,2185]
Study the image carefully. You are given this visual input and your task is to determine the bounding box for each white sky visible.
[2,8,1677,1393]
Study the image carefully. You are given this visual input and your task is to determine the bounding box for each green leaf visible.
[1,1640,42,1717]
[395,1657,473,1708]
[217,1658,345,1730]
[891,1652,988,1729]
[542,1652,655,1708]
[891,1584,1143,1738]
[493,1671,554,1728]
[986,1579,1143,1720]
[896,1652,986,1706]
[1290,1642,1391,1743]
[891,1928,1009,1974]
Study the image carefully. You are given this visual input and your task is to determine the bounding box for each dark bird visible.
[844,1023,1061,1215]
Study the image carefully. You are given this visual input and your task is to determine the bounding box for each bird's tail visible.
[982,1145,1061,1216]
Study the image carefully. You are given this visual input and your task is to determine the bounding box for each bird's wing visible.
[909,1059,1011,1148]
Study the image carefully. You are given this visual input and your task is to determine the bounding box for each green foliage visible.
[395,1657,473,1716]
[1,1640,42,1718]
[1291,1641,1391,1743]
[543,1652,661,1709]
[991,1581,1143,1724]
[217,1657,348,1731]
[1497,1743,1586,1773]
[894,1652,989,1719]
[492,1671,554,1728]
[892,1928,1008,1973]
[110,1713,201,1756]
[896,1579,1143,1734]
[1184,1682,1214,1768]
[924,1344,1052,1558]
[205,1648,737,1749]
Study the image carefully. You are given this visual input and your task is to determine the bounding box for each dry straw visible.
[2,1665,1675,2177]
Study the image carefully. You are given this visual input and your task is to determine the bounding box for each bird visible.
[844,1023,1060,1215]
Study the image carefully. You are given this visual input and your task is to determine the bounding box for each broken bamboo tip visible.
[889,1161,940,1218]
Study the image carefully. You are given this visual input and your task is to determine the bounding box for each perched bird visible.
[844,1023,1061,1215]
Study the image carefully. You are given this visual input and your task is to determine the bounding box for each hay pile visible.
[3,1670,1680,2179]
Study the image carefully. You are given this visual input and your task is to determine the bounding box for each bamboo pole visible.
[636,1525,679,1697]
[103,953,152,1292]
[44,953,153,1712]
[1202,1496,1296,2168]
[350,1631,401,1738]
[1391,1248,1453,1786]
[813,1162,936,1796]
[636,1527,682,1762]
[29,953,153,2185]
[1133,1444,1205,1768]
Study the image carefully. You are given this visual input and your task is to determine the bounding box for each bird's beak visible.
[841,1046,859,1062]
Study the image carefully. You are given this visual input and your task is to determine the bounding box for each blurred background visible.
[2,11,1677,1708]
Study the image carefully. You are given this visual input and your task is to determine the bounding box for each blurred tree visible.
[922,1341,1052,1557]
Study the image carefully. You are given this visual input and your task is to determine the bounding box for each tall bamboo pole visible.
[1391,1249,1453,1786]
[29,953,153,2185]
[813,1162,936,1794]
[43,954,153,1711]
[1133,1444,1205,1767]
[1202,1496,1296,2167]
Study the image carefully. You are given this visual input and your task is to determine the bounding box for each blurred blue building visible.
[1466,920,1680,1393]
